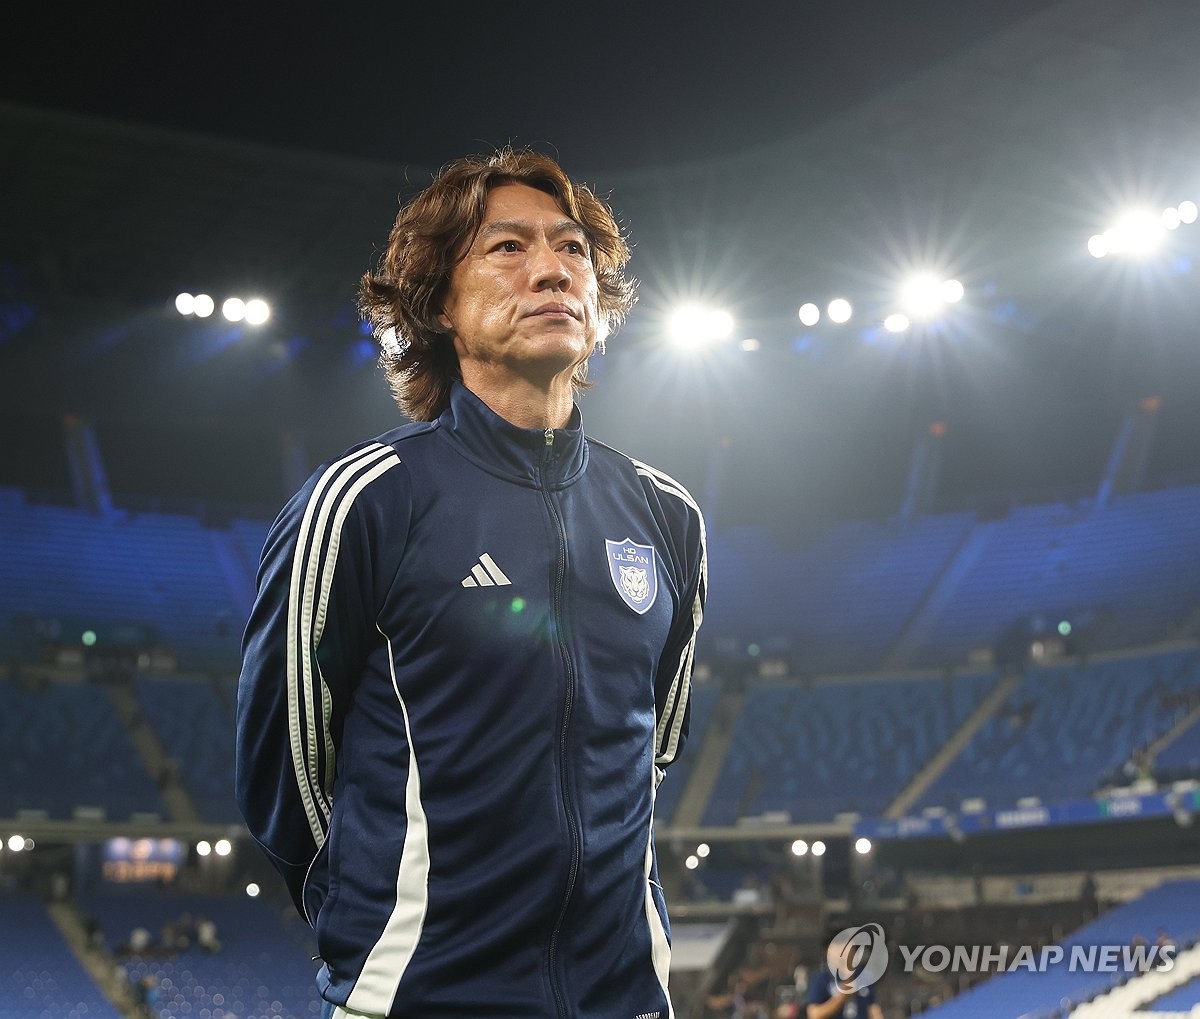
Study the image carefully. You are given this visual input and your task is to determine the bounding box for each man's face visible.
[439,183,602,387]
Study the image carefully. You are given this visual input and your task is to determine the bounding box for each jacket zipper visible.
[540,431,580,1019]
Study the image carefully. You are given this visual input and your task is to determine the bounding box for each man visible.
[806,969,883,1019]
[236,149,707,1019]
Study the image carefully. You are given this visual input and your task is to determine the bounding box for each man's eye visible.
[563,240,588,256]
[493,240,521,253]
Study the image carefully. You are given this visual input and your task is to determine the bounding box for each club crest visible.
[605,538,658,614]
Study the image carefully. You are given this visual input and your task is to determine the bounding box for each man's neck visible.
[459,366,576,430]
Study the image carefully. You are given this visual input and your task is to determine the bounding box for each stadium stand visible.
[4,483,1200,679]
[700,487,1200,675]
[0,890,120,1019]
[907,490,1200,667]
[133,675,239,824]
[702,671,996,825]
[1155,716,1200,783]
[84,888,322,1019]
[1072,943,1200,1017]
[2,482,1200,1014]
[922,878,1200,1019]
[704,515,974,673]
[0,488,244,670]
[0,676,165,822]
[918,647,1200,813]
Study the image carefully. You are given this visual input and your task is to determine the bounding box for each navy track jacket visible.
[236,383,707,1018]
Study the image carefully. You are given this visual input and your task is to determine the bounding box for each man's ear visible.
[437,310,453,333]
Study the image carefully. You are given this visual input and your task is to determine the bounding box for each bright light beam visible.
[667,305,734,350]
[900,274,945,318]
[1095,209,1166,259]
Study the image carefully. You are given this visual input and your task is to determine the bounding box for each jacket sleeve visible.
[652,487,707,779]
[235,443,404,921]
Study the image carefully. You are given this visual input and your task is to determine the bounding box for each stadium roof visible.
[1,0,1198,521]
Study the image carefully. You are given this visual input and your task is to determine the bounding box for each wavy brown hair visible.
[358,148,637,422]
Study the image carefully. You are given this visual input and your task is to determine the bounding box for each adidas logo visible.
[460,553,511,588]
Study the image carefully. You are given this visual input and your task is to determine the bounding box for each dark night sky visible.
[1,2,1055,172]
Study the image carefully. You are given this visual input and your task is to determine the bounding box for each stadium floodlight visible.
[7,835,25,852]
[192,294,215,318]
[941,279,965,304]
[175,293,196,315]
[739,338,761,352]
[901,274,942,317]
[790,839,808,857]
[196,840,212,857]
[696,843,711,859]
[854,837,873,855]
[1102,209,1165,258]
[1162,207,1182,231]
[1179,200,1198,225]
[1087,234,1109,258]
[826,298,852,324]
[883,313,910,334]
[707,309,734,337]
[667,305,734,350]
[222,297,247,323]
[215,838,233,857]
[798,302,821,327]
[811,840,827,857]
[684,854,700,870]
[246,882,261,897]
[244,298,271,325]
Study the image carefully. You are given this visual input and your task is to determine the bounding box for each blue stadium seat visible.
[924,879,1200,1019]
[83,888,322,1019]
[0,891,119,1019]
[920,648,1200,812]
[0,488,247,669]
[703,671,996,825]
[0,679,165,821]
[134,675,239,823]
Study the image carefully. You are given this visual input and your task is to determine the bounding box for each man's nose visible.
[530,241,572,291]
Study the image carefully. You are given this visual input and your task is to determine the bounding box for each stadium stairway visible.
[884,520,996,670]
[671,685,745,828]
[206,528,256,623]
[0,891,128,1019]
[1069,941,1200,1018]
[45,900,140,1018]
[1146,699,1200,769]
[104,682,199,823]
[885,670,1023,818]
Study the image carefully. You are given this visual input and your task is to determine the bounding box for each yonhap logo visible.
[827,923,889,992]
[823,923,1178,985]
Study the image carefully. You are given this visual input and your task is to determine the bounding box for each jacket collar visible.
[436,381,588,488]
